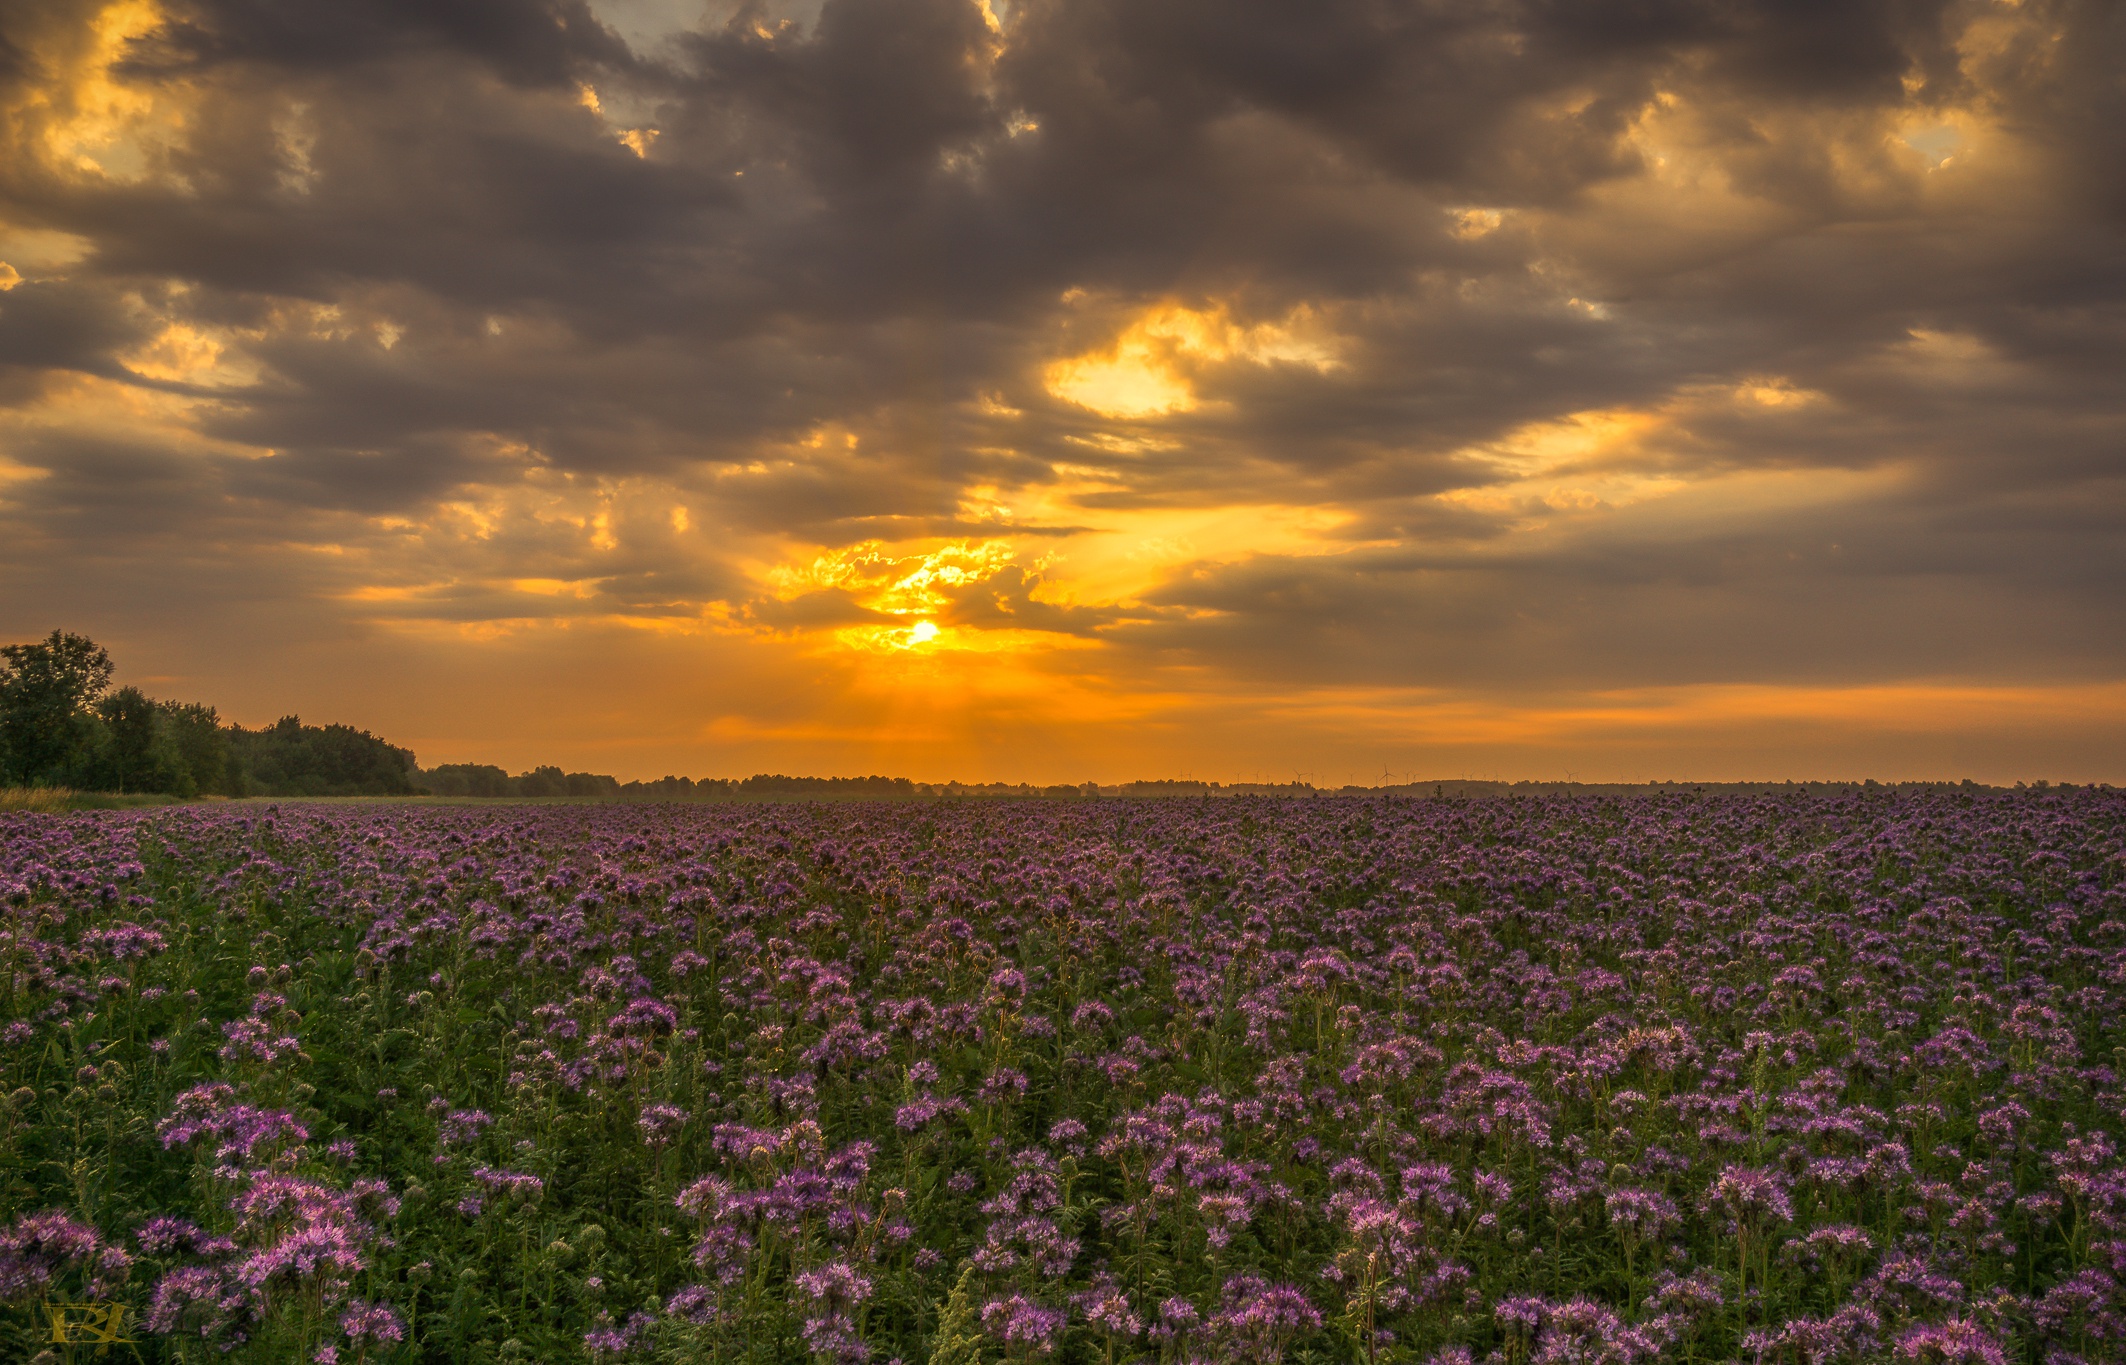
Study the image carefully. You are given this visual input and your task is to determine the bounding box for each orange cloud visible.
[1044,300,1340,418]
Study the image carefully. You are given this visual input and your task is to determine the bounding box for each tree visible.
[92,686,176,794]
[420,763,512,797]
[224,716,420,796]
[159,701,234,796]
[0,630,113,786]
[516,765,565,798]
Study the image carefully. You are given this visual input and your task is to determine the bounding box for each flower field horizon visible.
[3,790,2124,1364]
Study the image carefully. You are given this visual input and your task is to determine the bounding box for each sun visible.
[908,620,941,645]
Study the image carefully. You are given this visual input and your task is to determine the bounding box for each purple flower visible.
[1073,1274,1142,1338]
[0,1210,132,1303]
[982,1294,1067,1355]
[233,1224,366,1293]
[609,996,679,1038]
[639,1103,689,1150]
[666,1283,722,1324]
[1892,1319,2009,1365]
[437,1109,495,1147]
[584,1309,656,1360]
[136,1217,215,1257]
[1531,1298,1633,1365]
[144,1264,255,1340]
[1603,1188,1680,1237]
[472,1167,545,1204]
[1211,1274,1322,1364]
[1706,1164,1793,1228]
[158,1100,310,1166]
[1496,1297,1547,1336]
[795,1261,873,1310]
[339,1298,406,1343]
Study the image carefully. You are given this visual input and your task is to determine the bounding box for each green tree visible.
[0,629,113,786]
[91,685,177,793]
[225,715,419,796]
[421,763,512,797]
[516,765,565,797]
[158,700,234,795]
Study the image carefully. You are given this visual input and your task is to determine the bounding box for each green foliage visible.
[157,701,236,796]
[926,1265,987,1365]
[512,766,620,799]
[224,716,420,797]
[90,686,183,795]
[421,763,515,797]
[0,633,241,798]
[0,629,113,785]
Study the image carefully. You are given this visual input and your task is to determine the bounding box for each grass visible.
[0,785,75,811]
[0,786,189,811]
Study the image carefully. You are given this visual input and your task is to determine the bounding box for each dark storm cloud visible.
[0,0,2122,700]
[1130,439,2126,692]
[0,278,149,377]
[134,0,635,85]
[3,431,231,535]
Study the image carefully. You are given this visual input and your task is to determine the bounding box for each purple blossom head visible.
[1211,1274,1322,1364]
[472,1167,545,1205]
[437,1109,495,1147]
[1892,1319,2010,1365]
[1531,1298,1627,1365]
[583,1310,656,1361]
[1604,1188,1681,1238]
[1496,1296,1547,1337]
[982,1294,1067,1355]
[233,1223,366,1294]
[1706,1164,1793,1228]
[1153,1295,1201,1342]
[0,1210,132,1303]
[665,1283,722,1325]
[637,1104,689,1150]
[795,1261,873,1312]
[144,1263,256,1340]
[339,1298,406,1344]
[1073,1274,1142,1338]
[609,996,678,1038]
[136,1216,216,1258]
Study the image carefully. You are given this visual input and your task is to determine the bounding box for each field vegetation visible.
[2,791,2123,1364]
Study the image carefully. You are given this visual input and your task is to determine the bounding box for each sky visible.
[1,0,2122,785]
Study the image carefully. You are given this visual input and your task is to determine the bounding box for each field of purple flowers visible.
[2,790,2124,1364]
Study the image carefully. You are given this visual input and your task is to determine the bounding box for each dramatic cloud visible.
[1,0,2121,781]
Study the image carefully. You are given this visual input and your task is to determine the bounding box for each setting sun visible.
[0,0,2117,786]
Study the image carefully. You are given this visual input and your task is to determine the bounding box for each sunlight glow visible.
[1044,301,1340,419]
[30,0,182,182]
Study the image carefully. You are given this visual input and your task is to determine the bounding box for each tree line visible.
[0,631,947,802]
[0,631,419,797]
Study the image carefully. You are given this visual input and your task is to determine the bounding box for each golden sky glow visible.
[1,0,2122,783]
[1045,301,1341,419]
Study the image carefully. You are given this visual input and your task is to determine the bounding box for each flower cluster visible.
[1,787,2121,1363]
